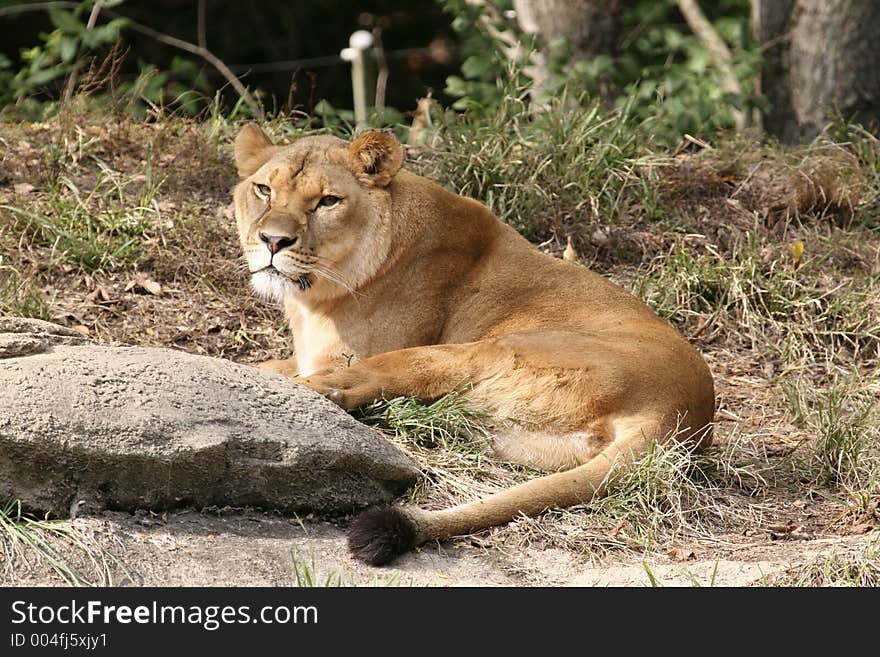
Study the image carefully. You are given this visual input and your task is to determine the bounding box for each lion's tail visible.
[347,417,666,566]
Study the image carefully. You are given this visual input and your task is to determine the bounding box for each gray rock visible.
[0,318,419,517]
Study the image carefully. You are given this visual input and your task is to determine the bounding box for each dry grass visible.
[0,111,289,363]
[354,393,537,507]
[2,105,879,580]
[763,534,880,586]
[0,500,128,586]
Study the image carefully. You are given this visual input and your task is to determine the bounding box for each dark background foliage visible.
[0,0,460,114]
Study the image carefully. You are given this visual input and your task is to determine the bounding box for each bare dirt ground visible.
[9,510,878,587]
[1,113,878,587]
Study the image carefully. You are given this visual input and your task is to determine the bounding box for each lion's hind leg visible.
[490,428,608,472]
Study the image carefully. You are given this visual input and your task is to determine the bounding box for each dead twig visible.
[116,16,264,120]
[0,1,79,17]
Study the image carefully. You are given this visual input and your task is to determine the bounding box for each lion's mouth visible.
[255,265,312,291]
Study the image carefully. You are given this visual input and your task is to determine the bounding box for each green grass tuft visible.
[1,160,164,271]
[353,390,490,453]
[784,373,880,517]
[351,391,532,506]
[765,535,880,586]
[290,550,407,587]
[579,435,771,549]
[634,236,880,366]
[0,261,53,320]
[418,84,652,242]
[0,500,125,586]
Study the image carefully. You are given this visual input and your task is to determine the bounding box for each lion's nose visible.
[259,232,297,254]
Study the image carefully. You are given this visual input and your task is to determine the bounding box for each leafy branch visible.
[0,0,263,118]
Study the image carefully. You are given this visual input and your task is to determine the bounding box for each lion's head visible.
[232,125,404,304]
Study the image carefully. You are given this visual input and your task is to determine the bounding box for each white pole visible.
[341,30,375,128]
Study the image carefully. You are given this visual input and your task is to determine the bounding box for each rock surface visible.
[0,317,419,517]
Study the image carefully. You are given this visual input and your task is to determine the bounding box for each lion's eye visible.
[317,195,341,209]
[253,183,271,199]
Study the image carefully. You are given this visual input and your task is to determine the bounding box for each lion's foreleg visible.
[256,357,300,378]
[294,342,489,410]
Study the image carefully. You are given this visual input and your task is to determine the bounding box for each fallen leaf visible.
[608,521,626,538]
[562,236,579,263]
[86,285,113,304]
[790,240,805,270]
[769,522,812,540]
[127,273,163,296]
[140,277,162,296]
[667,547,696,561]
[13,182,35,195]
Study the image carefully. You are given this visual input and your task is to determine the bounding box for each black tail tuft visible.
[347,505,417,566]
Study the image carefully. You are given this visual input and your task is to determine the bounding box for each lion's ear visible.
[234,124,277,178]
[347,130,404,186]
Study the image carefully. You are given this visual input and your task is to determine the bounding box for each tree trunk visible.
[512,0,626,95]
[753,0,880,142]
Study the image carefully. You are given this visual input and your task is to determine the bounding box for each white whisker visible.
[280,252,361,299]
[310,262,361,298]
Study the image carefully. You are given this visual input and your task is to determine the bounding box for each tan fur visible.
[232,125,715,550]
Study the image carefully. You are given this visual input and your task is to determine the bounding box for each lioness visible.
[232,125,715,565]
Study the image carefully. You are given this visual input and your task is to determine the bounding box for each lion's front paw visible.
[297,371,385,410]
[296,373,347,406]
[256,358,298,378]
